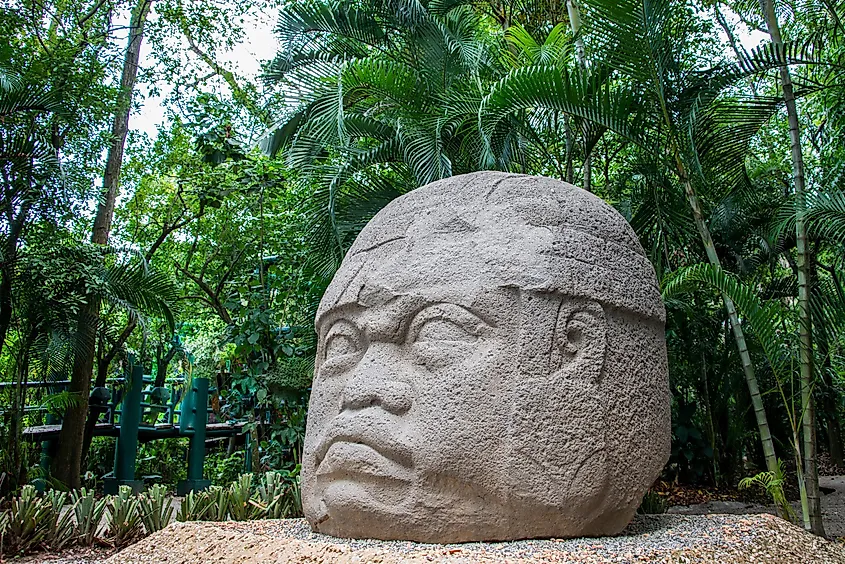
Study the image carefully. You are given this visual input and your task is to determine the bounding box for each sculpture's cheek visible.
[508,374,608,511]
[408,340,511,466]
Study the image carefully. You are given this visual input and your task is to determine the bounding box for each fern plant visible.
[739,459,796,523]
[137,484,174,534]
[71,488,108,546]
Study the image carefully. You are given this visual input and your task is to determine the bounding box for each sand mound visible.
[109,514,845,563]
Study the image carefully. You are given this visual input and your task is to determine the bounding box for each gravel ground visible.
[101,513,845,563]
[24,475,845,563]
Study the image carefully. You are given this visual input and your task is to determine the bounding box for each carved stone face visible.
[301,172,670,543]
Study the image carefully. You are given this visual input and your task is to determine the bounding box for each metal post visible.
[177,377,210,495]
[35,413,56,493]
[104,362,144,494]
[244,431,252,474]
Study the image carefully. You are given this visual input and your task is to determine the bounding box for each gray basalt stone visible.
[301,172,670,543]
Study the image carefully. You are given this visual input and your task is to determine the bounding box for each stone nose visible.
[340,355,413,415]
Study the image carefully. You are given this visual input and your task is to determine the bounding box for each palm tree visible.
[263,0,516,276]
[761,0,823,534]
[477,0,825,477]
[0,71,66,360]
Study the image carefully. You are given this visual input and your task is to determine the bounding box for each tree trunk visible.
[0,201,33,359]
[762,0,824,535]
[676,159,778,476]
[566,0,586,67]
[52,0,153,490]
[566,0,592,192]
[0,266,14,361]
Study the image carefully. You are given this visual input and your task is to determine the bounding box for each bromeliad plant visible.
[72,488,108,546]
[5,485,53,555]
[106,486,142,548]
[202,486,230,522]
[137,484,174,534]
[1,473,304,556]
[3,485,77,554]
[228,473,260,521]
[43,490,75,550]
[176,489,212,522]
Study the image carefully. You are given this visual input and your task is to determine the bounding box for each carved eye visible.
[325,333,359,358]
[415,318,477,343]
[323,320,363,363]
[408,304,488,345]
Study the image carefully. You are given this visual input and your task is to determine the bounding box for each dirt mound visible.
[109,514,845,563]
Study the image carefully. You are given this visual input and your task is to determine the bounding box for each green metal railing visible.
[5,359,250,494]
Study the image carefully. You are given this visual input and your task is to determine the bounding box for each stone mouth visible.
[315,441,414,482]
[314,414,415,470]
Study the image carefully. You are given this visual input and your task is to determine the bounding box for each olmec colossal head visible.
[301,172,670,543]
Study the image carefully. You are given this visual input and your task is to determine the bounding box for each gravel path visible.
[27,475,845,563]
[105,514,845,563]
[821,475,845,539]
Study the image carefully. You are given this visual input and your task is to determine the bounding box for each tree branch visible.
[174,262,233,324]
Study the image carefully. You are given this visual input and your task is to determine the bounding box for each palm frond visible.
[480,65,649,164]
[772,191,845,244]
[275,1,387,48]
[663,263,790,376]
[690,97,784,197]
[102,264,178,330]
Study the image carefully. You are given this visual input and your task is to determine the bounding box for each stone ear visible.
[552,301,606,381]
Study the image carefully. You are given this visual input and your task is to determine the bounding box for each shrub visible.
[205,450,245,486]
[72,488,107,546]
[136,439,188,487]
[5,485,52,554]
[86,437,116,481]
[105,486,142,548]
[137,484,173,534]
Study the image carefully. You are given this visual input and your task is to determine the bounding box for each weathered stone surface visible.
[301,172,671,542]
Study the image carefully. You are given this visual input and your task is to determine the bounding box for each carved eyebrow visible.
[318,297,418,343]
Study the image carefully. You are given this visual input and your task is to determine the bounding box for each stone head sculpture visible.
[301,172,670,543]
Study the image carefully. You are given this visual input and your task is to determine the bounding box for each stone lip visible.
[109,515,845,563]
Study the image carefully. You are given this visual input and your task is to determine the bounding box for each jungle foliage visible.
[0,0,843,539]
